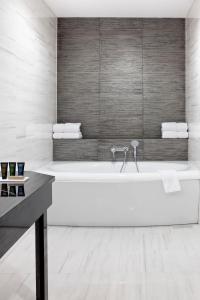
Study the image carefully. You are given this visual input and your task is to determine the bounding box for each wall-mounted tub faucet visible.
[130,140,139,172]
[110,146,129,173]
[111,146,129,160]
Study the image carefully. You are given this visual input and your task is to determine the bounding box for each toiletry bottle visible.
[1,162,8,179]
[17,162,25,177]
[9,162,16,177]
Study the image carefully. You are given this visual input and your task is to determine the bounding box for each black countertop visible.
[0,171,55,299]
[0,171,54,221]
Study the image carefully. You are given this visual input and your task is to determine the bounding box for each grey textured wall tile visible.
[100,50,142,75]
[56,18,186,161]
[57,47,99,74]
[57,93,99,138]
[58,18,99,36]
[100,27,142,94]
[57,72,99,94]
[58,19,99,73]
[143,18,185,99]
[143,139,188,161]
[100,115,143,139]
[53,138,188,161]
[57,18,100,139]
[143,18,185,139]
[99,94,143,138]
[57,49,99,73]
[143,51,185,97]
[144,96,185,138]
[100,18,143,30]
[53,139,98,161]
[100,73,142,95]
[98,139,143,161]
[100,30,143,53]
[143,18,185,52]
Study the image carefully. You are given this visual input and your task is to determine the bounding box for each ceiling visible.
[44,0,194,18]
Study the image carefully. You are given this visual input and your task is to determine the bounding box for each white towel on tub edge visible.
[158,170,181,193]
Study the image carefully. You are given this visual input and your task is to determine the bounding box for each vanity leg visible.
[35,213,48,300]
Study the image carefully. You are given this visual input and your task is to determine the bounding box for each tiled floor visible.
[1,225,200,299]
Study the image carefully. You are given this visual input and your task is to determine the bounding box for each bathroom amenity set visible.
[0,162,27,182]
[161,122,188,138]
[53,123,82,139]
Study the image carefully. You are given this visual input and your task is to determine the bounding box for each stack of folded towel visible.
[161,122,188,139]
[53,123,82,139]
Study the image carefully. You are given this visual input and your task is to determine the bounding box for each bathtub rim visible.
[36,161,200,182]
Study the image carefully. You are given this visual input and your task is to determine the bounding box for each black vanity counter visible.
[0,171,54,222]
[0,171,55,300]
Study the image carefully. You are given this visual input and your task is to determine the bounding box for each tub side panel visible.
[48,180,199,226]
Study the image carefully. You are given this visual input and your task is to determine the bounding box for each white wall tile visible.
[0,0,57,169]
[186,0,200,167]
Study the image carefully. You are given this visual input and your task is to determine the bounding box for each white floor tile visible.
[1,225,200,299]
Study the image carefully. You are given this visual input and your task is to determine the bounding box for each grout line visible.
[98,18,101,159]
[187,0,195,18]
[142,19,144,160]
[56,18,58,124]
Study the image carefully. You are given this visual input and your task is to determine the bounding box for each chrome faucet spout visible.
[110,145,129,172]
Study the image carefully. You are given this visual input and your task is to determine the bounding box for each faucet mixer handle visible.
[110,145,129,161]
[111,146,129,153]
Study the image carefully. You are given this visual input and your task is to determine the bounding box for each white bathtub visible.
[38,161,200,227]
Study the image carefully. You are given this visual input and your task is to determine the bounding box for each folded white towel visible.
[159,170,181,193]
[53,123,82,133]
[64,123,81,133]
[176,123,188,132]
[162,122,177,131]
[53,124,66,133]
[177,132,189,138]
[161,122,188,132]
[53,132,82,139]
[162,131,188,139]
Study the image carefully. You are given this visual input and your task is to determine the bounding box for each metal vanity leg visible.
[35,213,48,300]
